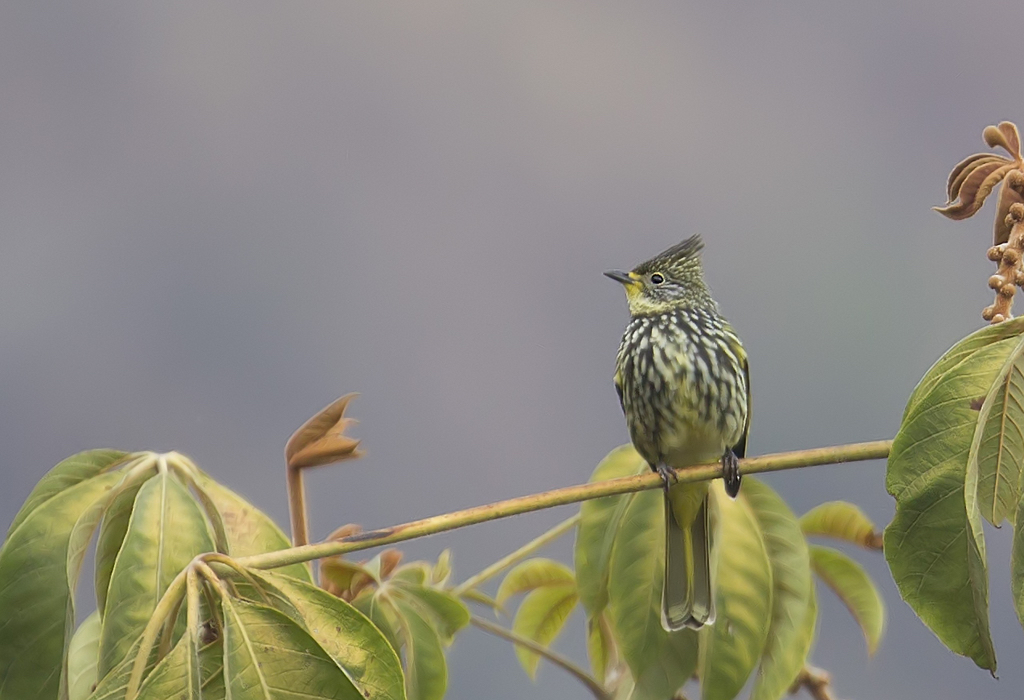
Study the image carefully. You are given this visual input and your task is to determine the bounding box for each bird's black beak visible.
[604,270,634,285]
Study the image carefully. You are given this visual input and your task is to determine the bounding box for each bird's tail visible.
[662,491,714,631]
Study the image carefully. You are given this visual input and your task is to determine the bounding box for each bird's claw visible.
[722,449,741,498]
[655,463,677,492]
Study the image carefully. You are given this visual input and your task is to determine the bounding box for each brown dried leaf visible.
[935,162,1016,220]
[948,155,1011,203]
[984,122,1022,160]
[285,393,364,470]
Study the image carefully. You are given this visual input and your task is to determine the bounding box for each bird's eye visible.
[650,273,665,285]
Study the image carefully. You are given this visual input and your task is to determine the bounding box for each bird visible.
[605,234,750,631]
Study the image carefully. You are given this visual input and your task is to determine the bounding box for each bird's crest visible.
[634,234,705,279]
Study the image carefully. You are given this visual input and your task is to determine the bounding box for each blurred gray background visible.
[2,1,1023,698]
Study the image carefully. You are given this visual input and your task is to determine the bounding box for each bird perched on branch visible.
[606,235,749,631]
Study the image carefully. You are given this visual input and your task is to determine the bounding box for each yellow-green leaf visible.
[607,486,698,700]
[391,597,448,700]
[901,318,1024,421]
[745,479,815,700]
[809,545,885,655]
[98,472,215,676]
[7,449,128,537]
[253,571,407,700]
[701,483,772,700]
[221,596,366,699]
[885,322,1018,673]
[391,582,470,644]
[68,611,102,700]
[191,472,312,583]
[575,445,647,615]
[585,614,616,686]
[511,583,579,679]
[496,558,575,605]
[95,480,147,615]
[972,336,1024,526]
[0,470,123,700]
[800,501,880,549]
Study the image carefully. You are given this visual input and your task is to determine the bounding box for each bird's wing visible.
[614,369,625,415]
[733,353,751,459]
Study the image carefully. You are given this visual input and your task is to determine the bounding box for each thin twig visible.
[789,665,836,700]
[287,465,310,546]
[238,440,891,571]
[470,615,611,700]
[453,513,581,596]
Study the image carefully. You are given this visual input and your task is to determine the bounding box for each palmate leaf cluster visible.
[490,447,885,700]
[0,450,402,700]
[886,315,1024,672]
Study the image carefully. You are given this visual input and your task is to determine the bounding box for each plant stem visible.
[287,465,310,546]
[126,568,188,700]
[238,440,891,571]
[452,513,581,596]
[470,615,611,700]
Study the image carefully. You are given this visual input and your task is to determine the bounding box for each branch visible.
[452,513,580,596]
[238,440,891,571]
[469,615,611,700]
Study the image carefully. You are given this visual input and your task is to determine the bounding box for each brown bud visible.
[1004,247,1021,265]
[327,523,363,541]
[993,313,1007,323]
[1008,169,1024,195]
[983,305,997,321]
[990,274,1006,289]
[990,245,1005,261]
[1011,203,1024,222]
[1001,283,1017,298]
[379,549,404,579]
[1016,270,1024,286]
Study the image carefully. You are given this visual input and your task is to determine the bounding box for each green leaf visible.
[1011,507,1024,631]
[575,445,647,615]
[511,583,579,679]
[799,501,880,549]
[431,549,453,586]
[352,592,403,654]
[606,486,698,700]
[68,611,102,700]
[972,336,1024,526]
[885,323,1014,673]
[902,317,1024,420]
[252,571,407,700]
[458,588,504,615]
[221,596,366,699]
[7,449,128,537]
[98,472,216,676]
[391,562,432,585]
[585,614,616,686]
[0,469,123,700]
[744,479,815,700]
[391,582,470,644]
[133,630,201,700]
[391,597,448,700]
[809,545,885,655]
[191,472,312,583]
[496,558,575,605]
[95,480,147,615]
[701,484,772,700]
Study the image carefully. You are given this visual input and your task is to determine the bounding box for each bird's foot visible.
[654,463,677,492]
[722,449,741,498]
